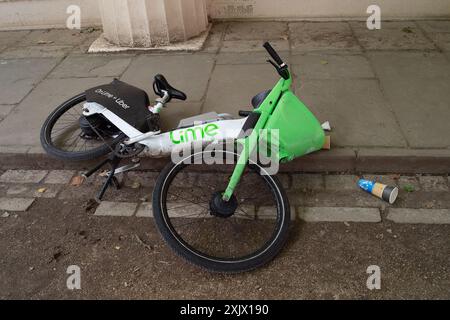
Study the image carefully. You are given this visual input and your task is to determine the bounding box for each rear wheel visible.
[152,147,290,273]
[40,93,124,161]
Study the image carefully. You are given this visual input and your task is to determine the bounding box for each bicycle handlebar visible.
[263,42,289,80]
[263,42,284,66]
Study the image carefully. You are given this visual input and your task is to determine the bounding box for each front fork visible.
[221,76,291,202]
[222,133,258,201]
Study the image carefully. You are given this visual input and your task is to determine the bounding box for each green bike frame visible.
[222,70,325,201]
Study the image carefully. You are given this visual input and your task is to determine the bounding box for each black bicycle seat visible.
[153,74,187,102]
[251,89,271,109]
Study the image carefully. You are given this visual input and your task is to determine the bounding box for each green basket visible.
[264,91,325,162]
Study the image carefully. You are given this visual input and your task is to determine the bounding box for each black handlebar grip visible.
[263,42,283,66]
[239,110,252,117]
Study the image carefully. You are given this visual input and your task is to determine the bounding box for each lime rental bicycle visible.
[40,42,325,272]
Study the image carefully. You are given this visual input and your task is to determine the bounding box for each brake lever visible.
[267,59,279,70]
[267,59,290,80]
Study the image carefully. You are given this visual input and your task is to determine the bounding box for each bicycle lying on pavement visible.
[40,42,325,273]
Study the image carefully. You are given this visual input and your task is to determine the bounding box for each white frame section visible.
[83,102,247,157]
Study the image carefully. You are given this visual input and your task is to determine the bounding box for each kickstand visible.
[82,153,122,202]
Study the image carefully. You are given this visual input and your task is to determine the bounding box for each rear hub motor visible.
[79,115,119,140]
[79,115,103,139]
[209,191,238,218]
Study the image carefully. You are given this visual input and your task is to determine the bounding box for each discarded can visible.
[358,179,399,204]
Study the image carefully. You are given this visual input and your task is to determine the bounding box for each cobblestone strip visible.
[43,170,76,184]
[94,201,138,217]
[0,170,48,183]
[0,170,449,224]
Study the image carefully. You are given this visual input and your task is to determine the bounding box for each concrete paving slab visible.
[224,22,288,40]
[257,206,292,220]
[48,56,132,78]
[6,185,30,195]
[298,79,407,147]
[387,208,450,224]
[0,197,35,211]
[43,170,76,184]
[368,51,450,80]
[16,29,89,47]
[0,58,60,105]
[121,54,214,102]
[289,22,361,52]
[32,185,62,198]
[220,40,289,53]
[0,46,73,59]
[0,105,15,120]
[237,205,256,218]
[165,201,209,218]
[203,64,279,116]
[0,170,48,183]
[291,53,374,80]
[216,51,289,65]
[350,21,435,50]
[0,31,30,47]
[368,52,450,148]
[0,77,114,148]
[368,51,450,147]
[298,207,381,222]
[94,201,138,217]
[136,202,153,217]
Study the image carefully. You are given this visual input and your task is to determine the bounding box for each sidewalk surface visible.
[1,21,449,299]
[0,168,449,298]
[0,21,450,172]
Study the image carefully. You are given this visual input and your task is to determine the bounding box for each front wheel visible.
[152,148,291,273]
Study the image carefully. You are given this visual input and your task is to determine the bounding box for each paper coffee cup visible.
[358,179,398,204]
